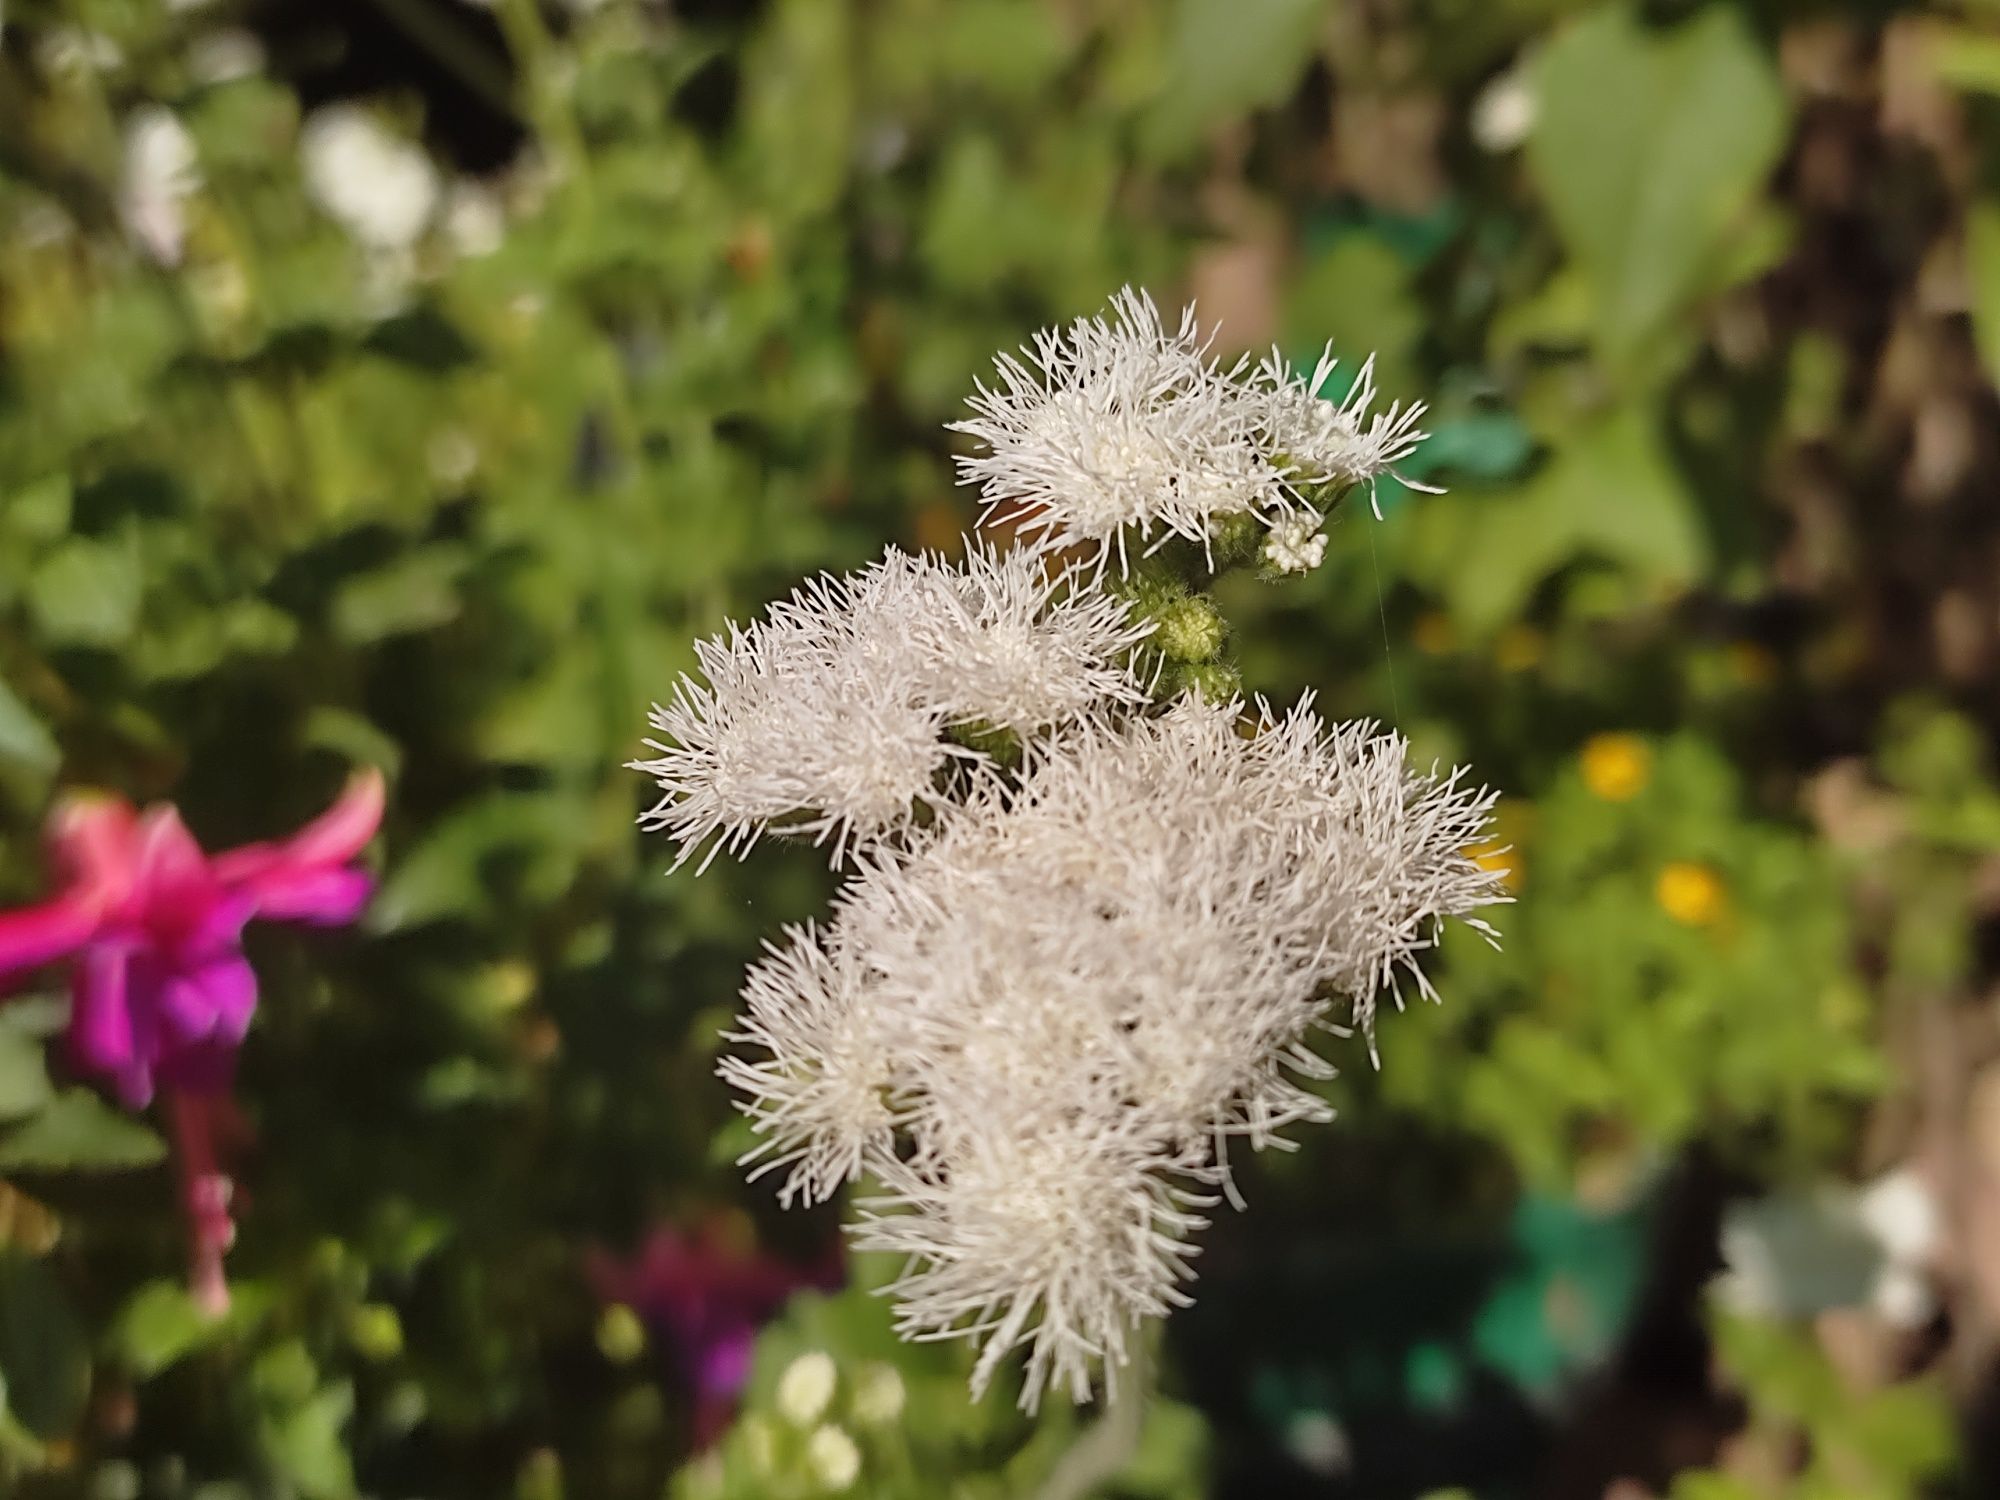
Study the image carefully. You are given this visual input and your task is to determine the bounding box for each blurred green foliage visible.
[1,0,1997,1494]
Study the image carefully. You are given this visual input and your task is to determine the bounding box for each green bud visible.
[596,1302,647,1364]
[946,719,1021,765]
[1206,511,1264,568]
[347,1304,404,1362]
[1152,595,1225,664]
[1169,661,1242,704]
[516,1448,563,1500]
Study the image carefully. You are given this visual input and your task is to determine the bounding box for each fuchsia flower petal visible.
[45,794,139,900]
[212,770,386,893]
[245,867,375,926]
[132,807,224,933]
[0,896,100,978]
[70,945,159,1107]
[162,956,259,1044]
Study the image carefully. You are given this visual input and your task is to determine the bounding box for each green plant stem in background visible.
[1032,1339,1152,1500]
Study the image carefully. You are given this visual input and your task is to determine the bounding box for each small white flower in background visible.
[300,105,440,253]
[1717,1166,1942,1330]
[1471,59,1539,154]
[1264,516,1327,575]
[186,27,264,85]
[426,429,480,487]
[444,182,506,259]
[1858,1166,1943,1327]
[804,1424,861,1491]
[119,106,201,267]
[850,1362,905,1426]
[775,1350,838,1427]
[39,26,122,76]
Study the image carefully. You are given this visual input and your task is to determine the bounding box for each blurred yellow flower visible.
[1412,611,1455,655]
[1656,861,1726,926]
[1495,624,1544,673]
[1581,733,1651,801]
[1466,839,1522,891]
[1464,804,1529,891]
[1725,641,1778,687]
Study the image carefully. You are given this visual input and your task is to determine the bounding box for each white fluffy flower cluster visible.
[723,700,1502,1406]
[951,287,1434,574]
[636,291,1501,1411]
[633,541,1152,868]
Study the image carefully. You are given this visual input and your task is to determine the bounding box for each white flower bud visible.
[850,1363,905,1426]
[805,1425,861,1492]
[775,1351,837,1428]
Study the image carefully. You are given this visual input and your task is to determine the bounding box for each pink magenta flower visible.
[0,771,383,1313]
[0,770,385,1107]
[588,1219,843,1447]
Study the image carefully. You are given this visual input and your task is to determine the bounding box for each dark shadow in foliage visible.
[246,0,525,173]
[364,306,483,374]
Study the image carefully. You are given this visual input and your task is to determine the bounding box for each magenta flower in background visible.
[589,1219,842,1446]
[0,771,384,1107]
[0,770,385,1311]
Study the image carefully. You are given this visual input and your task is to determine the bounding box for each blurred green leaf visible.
[1529,4,1787,372]
[0,676,59,786]
[1,476,72,548]
[0,1090,167,1173]
[1420,405,1707,633]
[0,1021,54,1124]
[1141,0,1324,158]
[329,544,472,646]
[27,534,143,647]
[0,1251,89,1439]
[109,1281,216,1378]
[367,791,578,931]
[1967,197,2000,391]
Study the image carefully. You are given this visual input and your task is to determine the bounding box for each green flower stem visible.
[1030,1339,1152,1500]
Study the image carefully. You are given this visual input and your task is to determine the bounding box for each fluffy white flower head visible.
[632,539,1147,868]
[718,697,1506,1408]
[951,288,1285,572]
[1255,347,1439,520]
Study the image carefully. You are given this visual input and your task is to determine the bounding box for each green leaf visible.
[0,1090,167,1172]
[0,1020,54,1124]
[366,790,576,932]
[253,1343,356,1499]
[0,675,58,785]
[27,535,143,647]
[1141,0,1325,159]
[329,543,471,646]
[109,1281,216,1378]
[1967,197,2000,391]
[0,476,71,549]
[0,1252,89,1439]
[1284,236,1423,404]
[1419,405,1708,634]
[1529,5,1788,372]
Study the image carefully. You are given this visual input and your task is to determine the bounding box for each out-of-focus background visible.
[1,0,1998,1495]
